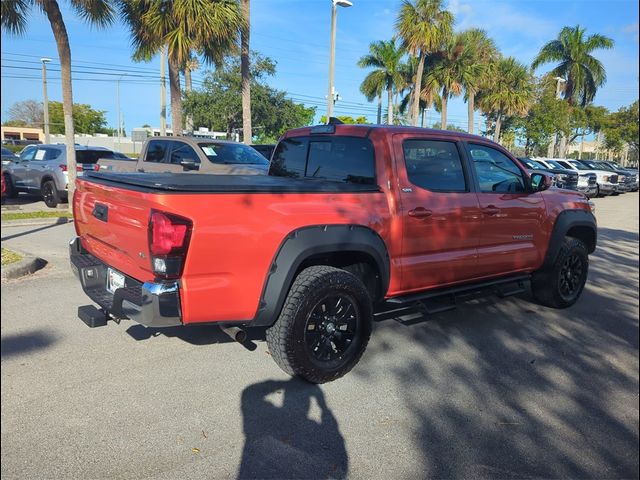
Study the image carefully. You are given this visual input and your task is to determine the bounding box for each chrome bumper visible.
[69,237,182,327]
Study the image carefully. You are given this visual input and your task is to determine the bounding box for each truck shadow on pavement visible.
[353,225,639,478]
[1,329,57,358]
[125,324,268,346]
[238,378,348,480]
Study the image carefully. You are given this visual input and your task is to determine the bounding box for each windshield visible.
[569,161,590,171]
[545,160,565,169]
[582,160,609,170]
[519,158,546,169]
[198,142,269,166]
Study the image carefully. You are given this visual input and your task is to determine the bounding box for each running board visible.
[385,274,531,307]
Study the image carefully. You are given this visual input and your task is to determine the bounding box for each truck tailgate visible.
[74,177,154,282]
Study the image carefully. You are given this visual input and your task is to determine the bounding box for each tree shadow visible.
[353,225,639,478]
[1,329,57,358]
[238,378,348,480]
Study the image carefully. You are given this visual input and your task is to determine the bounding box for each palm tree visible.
[398,56,439,127]
[120,0,243,136]
[395,0,453,126]
[360,73,384,124]
[240,0,251,144]
[531,25,614,107]
[2,0,114,207]
[457,29,497,134]
[476,57,533,142]
[357,39,405,125]
[183,55,199,132]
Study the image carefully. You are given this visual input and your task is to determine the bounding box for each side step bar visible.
[384,274,530,306]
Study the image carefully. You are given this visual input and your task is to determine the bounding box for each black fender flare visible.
[251,225,390,327]
[542,209,597,270]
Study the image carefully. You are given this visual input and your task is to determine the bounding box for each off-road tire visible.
[266,265,373,384]
[41,180,60,208]
[532,237,589,309]
[4,173,18,198]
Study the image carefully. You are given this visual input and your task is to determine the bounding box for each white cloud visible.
[623,22,639,34]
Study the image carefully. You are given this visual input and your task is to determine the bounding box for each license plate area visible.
[107,268,126,293]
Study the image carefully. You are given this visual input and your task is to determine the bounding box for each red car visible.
[70,123,596,383]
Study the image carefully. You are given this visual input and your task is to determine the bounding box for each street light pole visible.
[547,76,566,157]
[160,47,167,136]
[116,73,127,146]
[326,0,352,122]
[41,57,52,144]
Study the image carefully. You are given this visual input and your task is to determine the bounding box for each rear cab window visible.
[402,140,467,192]
[270,136,376,185]
[145,140,171,163]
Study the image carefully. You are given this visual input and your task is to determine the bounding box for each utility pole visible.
[41,58,51,144]
[160,48,167,136]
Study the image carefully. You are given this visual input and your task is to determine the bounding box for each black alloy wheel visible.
[304,294,360,366]
[558,252,585,302]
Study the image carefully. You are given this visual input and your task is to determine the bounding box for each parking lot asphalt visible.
[1,193,638,479]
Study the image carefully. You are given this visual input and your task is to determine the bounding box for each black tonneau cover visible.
[83,172,381,193]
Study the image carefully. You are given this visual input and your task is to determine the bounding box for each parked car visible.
[1,147,18,165]
[579,160,633,193]
[3,144,106,207]
[1,166,5,204]
[1,139,42,147]
[553,159,618,197]
[601,162,639,191]
[530,158,597,197]
[518,157,580,192]
[98,137,269,174]
[71,124,596,383]
[251,144,276,161]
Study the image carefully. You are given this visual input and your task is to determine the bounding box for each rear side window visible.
[145,140,170,163]
[402,140,466,192]
[270,136,376,185]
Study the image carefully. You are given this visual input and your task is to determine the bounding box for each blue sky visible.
[1,0,638,133]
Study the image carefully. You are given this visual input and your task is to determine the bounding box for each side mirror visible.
[180,159,199,171]
[530,172,553,192]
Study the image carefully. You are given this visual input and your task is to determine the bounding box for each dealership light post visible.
[116,73,127,146]
[326,0,352,121]
[41,57,52,144]
[547,76,567,157]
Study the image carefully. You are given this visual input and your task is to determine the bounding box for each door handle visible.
[408,207,433,218]
[482,205,500,216]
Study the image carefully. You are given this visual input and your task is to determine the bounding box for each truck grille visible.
[610,174,618,184]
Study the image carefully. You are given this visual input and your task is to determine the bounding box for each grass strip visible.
[1,211,73,221]
[1,248,22,266]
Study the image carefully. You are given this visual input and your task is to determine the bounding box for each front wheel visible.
[41,180,61,208]
[266,265,373,384]
[532,237,589,309]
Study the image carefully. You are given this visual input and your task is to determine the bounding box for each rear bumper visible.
[69,237,182,327]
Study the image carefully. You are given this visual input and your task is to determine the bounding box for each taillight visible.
[59,164,84,172]
[148,210,192,279]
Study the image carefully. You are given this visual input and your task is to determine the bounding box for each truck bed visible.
[84,172,381,193]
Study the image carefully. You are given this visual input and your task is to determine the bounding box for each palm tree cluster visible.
[358,0,614,151]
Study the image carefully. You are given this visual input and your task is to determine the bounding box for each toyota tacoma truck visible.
[70,124,597,383]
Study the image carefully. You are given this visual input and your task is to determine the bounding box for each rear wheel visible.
[41,180,61,208]
[532,237,589,309]
[266,265,373,384]
[4,173,18,198]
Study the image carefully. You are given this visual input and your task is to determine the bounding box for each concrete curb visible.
[1,217,72,228]
[1,254,48,280]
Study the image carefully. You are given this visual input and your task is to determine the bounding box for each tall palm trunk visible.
[240,0,252,144]
[441,88,448,130]
[411,52,425,126]
[467,91,475,134]
[493,111,502,142]
[184,65,193,132]
[168,56,182,136]
[376,93,382,124]
[43,1,76,211]
[387,85,393,125]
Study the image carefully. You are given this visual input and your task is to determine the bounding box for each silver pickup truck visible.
[98,137,270,175]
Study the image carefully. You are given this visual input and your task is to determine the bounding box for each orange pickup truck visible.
[70,123,596,383]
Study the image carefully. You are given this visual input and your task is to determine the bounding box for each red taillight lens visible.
[150,212,188,255]
[59,164,84,172]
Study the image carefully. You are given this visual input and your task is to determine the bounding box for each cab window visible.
[468,144,525,193]
[402,140,466,192]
